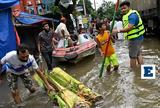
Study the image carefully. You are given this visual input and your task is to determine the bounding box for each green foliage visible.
[51,5,62,14]
[72,0,78,16]
[97,1,121,20]
[72,0,77,5]
[79,0,94,15]
[50,0,95,17]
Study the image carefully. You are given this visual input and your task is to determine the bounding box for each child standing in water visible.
[96,22,119,75]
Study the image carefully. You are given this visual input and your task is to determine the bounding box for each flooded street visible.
[0,38,160,108]
[62,38,160,108]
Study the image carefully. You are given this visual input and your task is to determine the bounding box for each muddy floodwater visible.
[0,38,160,108]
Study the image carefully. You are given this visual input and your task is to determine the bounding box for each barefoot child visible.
[96,22,119,75]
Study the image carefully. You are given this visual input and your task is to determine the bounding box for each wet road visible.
[0,38,160,108]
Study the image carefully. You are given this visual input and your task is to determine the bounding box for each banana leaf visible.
[48,91,68,108]
[49,67,103,103]
[33,73,69,108]
[48,76,91,108]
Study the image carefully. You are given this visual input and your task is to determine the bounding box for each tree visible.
[51,0,95,32]
[97,1,118,20]
[78,0,94,15]
[52,0,94,16]
[51,5,62,14]
[72,0,78,16]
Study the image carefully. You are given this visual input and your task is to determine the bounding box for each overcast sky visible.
[90,0,117,9]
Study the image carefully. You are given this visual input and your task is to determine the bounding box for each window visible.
[27,6,34,14]
[36,0,41,4]
[27,1,32,5]
[37,6,43,14]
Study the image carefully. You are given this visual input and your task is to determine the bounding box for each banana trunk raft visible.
[33,67,103,108]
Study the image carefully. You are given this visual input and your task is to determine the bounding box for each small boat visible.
[52,33,97,63]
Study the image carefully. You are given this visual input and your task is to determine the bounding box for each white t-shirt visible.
[114,21,124,40]
[110,20,117,29]
[1,51,38,75]
[55,22,70,39]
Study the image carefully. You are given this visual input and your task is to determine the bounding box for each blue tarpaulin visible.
[15,12,53,25]
[0,0,19,59]
[0,0,19,10]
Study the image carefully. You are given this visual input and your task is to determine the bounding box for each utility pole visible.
[82,0,87,15]
[94,0,96,11]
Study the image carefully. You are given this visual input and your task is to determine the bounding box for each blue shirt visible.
[128,13,144,40]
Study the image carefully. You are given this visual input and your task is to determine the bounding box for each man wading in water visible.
[0,44,53,106]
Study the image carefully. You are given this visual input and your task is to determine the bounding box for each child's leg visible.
[106,65,111,74]
[105,57,112,74]
[114,65,119,71]
[110,53,119,71]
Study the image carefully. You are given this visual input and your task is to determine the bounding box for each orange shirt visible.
[96,31,115,56]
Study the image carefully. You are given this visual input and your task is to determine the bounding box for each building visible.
[14,0,44,15]
[42,0,55,14]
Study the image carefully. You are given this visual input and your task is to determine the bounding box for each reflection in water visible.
[0,38,159,108]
